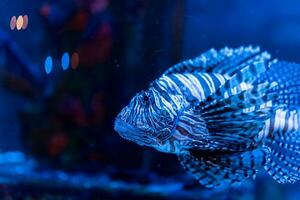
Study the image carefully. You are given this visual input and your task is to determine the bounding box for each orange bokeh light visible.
[71,52,80,69]
[10,16,16,30]
[22,15,28,29]
[16,15,23,30]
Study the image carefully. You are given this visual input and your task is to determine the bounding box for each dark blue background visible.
[0,0,300,199]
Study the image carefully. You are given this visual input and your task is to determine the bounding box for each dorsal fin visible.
[163,46,271,77]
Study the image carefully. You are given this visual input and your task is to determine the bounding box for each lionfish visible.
[114,46,300,188]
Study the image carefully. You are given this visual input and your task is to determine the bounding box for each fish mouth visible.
[114,118,157,147]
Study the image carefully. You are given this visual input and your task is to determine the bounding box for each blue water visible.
[0,0,300,199]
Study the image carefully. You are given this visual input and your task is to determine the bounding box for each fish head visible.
[114,89,176,153]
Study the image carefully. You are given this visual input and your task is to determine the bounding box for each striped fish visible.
[114,46,300,188]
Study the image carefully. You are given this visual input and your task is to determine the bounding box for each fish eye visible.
[142,93,149,101]
[143,95,149,101]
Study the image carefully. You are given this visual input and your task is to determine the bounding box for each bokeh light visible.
[90,0,109,13]
[22,15,28,29]
[61,52,70,70]
[71,52,79,69]
[45,56,53,74]
[16,15,23,30]
[10,16,16,30]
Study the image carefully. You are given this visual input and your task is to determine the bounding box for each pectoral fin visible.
[178,149,267,188]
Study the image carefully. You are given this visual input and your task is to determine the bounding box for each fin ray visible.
[178,149,267,188]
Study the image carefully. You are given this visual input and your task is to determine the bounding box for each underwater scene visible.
[1,0,300,199]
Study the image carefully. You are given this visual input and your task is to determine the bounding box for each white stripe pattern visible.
[156,72,228,103]
[258,109,300,141]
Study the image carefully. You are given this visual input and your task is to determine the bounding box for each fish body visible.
[114,46,300,187]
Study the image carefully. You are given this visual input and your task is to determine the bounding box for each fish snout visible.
[114,118,157,147]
